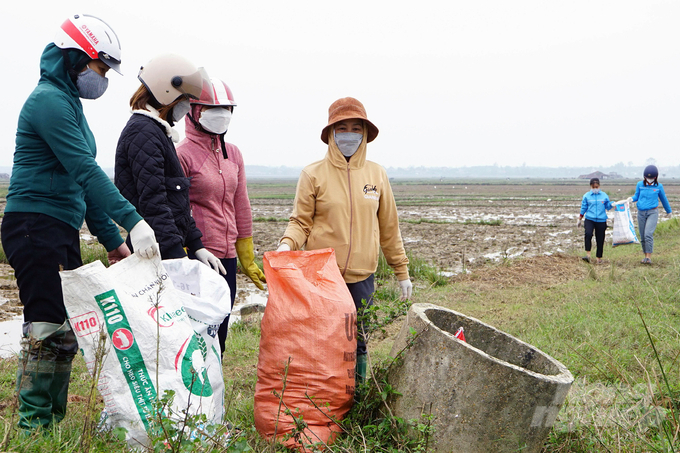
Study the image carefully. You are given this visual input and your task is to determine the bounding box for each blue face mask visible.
[76,67,109,99]
[592,188,600,194]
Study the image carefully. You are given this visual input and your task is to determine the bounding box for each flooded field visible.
[249,178,680,272]
[1,178,679,350]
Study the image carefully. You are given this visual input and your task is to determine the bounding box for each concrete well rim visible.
[409,303,574,385]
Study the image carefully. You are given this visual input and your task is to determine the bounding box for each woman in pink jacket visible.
[176,79,265,353]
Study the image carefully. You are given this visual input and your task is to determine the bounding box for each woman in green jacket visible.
[1,14,157,430]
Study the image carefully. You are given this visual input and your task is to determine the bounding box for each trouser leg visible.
[584,219,595,252]
[216,258,237,354]
[638,211,647,253]
[1,212,82,429]
[594,222,607,258]
[641,210,658,254]
[346,275,375,358]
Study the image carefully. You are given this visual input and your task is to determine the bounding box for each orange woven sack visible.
[254,248,357,449]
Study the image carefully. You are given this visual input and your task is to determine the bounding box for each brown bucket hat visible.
[320,97,379,144]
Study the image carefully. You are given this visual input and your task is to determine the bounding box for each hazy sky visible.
[2,1,679,170]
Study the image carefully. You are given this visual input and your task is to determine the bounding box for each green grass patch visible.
[247,194,295,200]
[80,242,108,266]
[252,216,288,223]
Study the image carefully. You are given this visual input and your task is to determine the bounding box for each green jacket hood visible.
[39,43,88,98]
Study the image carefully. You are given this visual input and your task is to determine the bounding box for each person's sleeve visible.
[30,91,142,234]
[84,195,125,251]
[659,186,672,213]
[233,146,254,239]
[280,170,315,250]
[580,195,588,215]
[631,183,641,202]
[125,129,186,258]
[377,169,409,281]
[605,195,613,211]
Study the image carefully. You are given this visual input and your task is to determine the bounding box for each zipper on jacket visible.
[212,136,230,249]
[342,162,353,276]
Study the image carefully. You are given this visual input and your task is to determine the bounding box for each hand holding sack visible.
[254,248,356,449]
[194,248,227,275]
[576,218,583,228]
[107,242,131,265]
[129,220,159,259]
[276,242,291,252]
[235,237,266,290]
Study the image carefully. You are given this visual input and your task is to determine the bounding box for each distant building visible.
[578,171,622,180]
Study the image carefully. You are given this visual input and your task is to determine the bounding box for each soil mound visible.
[453,253,587,290]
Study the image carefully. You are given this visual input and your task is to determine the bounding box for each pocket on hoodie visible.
[49,167,79,195]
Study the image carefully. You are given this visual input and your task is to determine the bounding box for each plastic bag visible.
[612,201,640,247]
[254,248,356,449]
[60,254,230,447]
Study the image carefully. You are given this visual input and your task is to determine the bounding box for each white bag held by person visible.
[60,254,230,447]
[612,201,640,247]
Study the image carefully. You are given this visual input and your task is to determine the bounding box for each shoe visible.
[581,257,591,263]
[596,259,604,264]
[641,258,651,265]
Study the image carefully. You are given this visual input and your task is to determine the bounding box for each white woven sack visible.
[60,254,230,447]
[612,201,640,247]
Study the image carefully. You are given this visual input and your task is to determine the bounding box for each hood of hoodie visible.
[38,43,90,100]
[184,104,224,149]
[326,127,368,169]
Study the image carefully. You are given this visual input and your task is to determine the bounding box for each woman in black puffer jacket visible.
[115,54,224,274]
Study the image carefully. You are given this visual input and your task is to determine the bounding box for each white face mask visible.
[646,177,656,184]
[199,108,232,134]
[172,99,191,123]
[591,188,600,194]
[334,131,363,157]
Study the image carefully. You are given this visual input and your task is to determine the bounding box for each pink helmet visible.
[191,78,237,107]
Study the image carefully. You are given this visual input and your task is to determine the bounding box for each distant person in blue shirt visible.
[622,165,672,265]
[578,178,613,264]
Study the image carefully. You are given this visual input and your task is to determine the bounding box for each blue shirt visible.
[580,190,612,222]
[631,181,672,213]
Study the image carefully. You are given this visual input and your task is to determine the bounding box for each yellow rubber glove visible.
[235,237,266,290]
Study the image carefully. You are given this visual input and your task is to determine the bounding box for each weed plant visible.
[80,242,108,266]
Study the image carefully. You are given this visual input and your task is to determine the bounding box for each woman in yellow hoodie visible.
[277,97,412,382]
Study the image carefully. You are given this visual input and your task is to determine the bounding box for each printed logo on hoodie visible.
[363,184,379,201]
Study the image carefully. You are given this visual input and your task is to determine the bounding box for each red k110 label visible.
[70,311,101,337]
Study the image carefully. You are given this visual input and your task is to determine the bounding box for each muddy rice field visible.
[1,178,679,329]
[248,178,680,272]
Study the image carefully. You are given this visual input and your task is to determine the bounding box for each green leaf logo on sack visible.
[95,290,158,431]
[175,333,213,397]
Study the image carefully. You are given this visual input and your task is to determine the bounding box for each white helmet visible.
[138,54,213,106]
[54,14,122,74]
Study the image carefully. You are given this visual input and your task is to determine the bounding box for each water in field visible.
[0,315,23,358]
